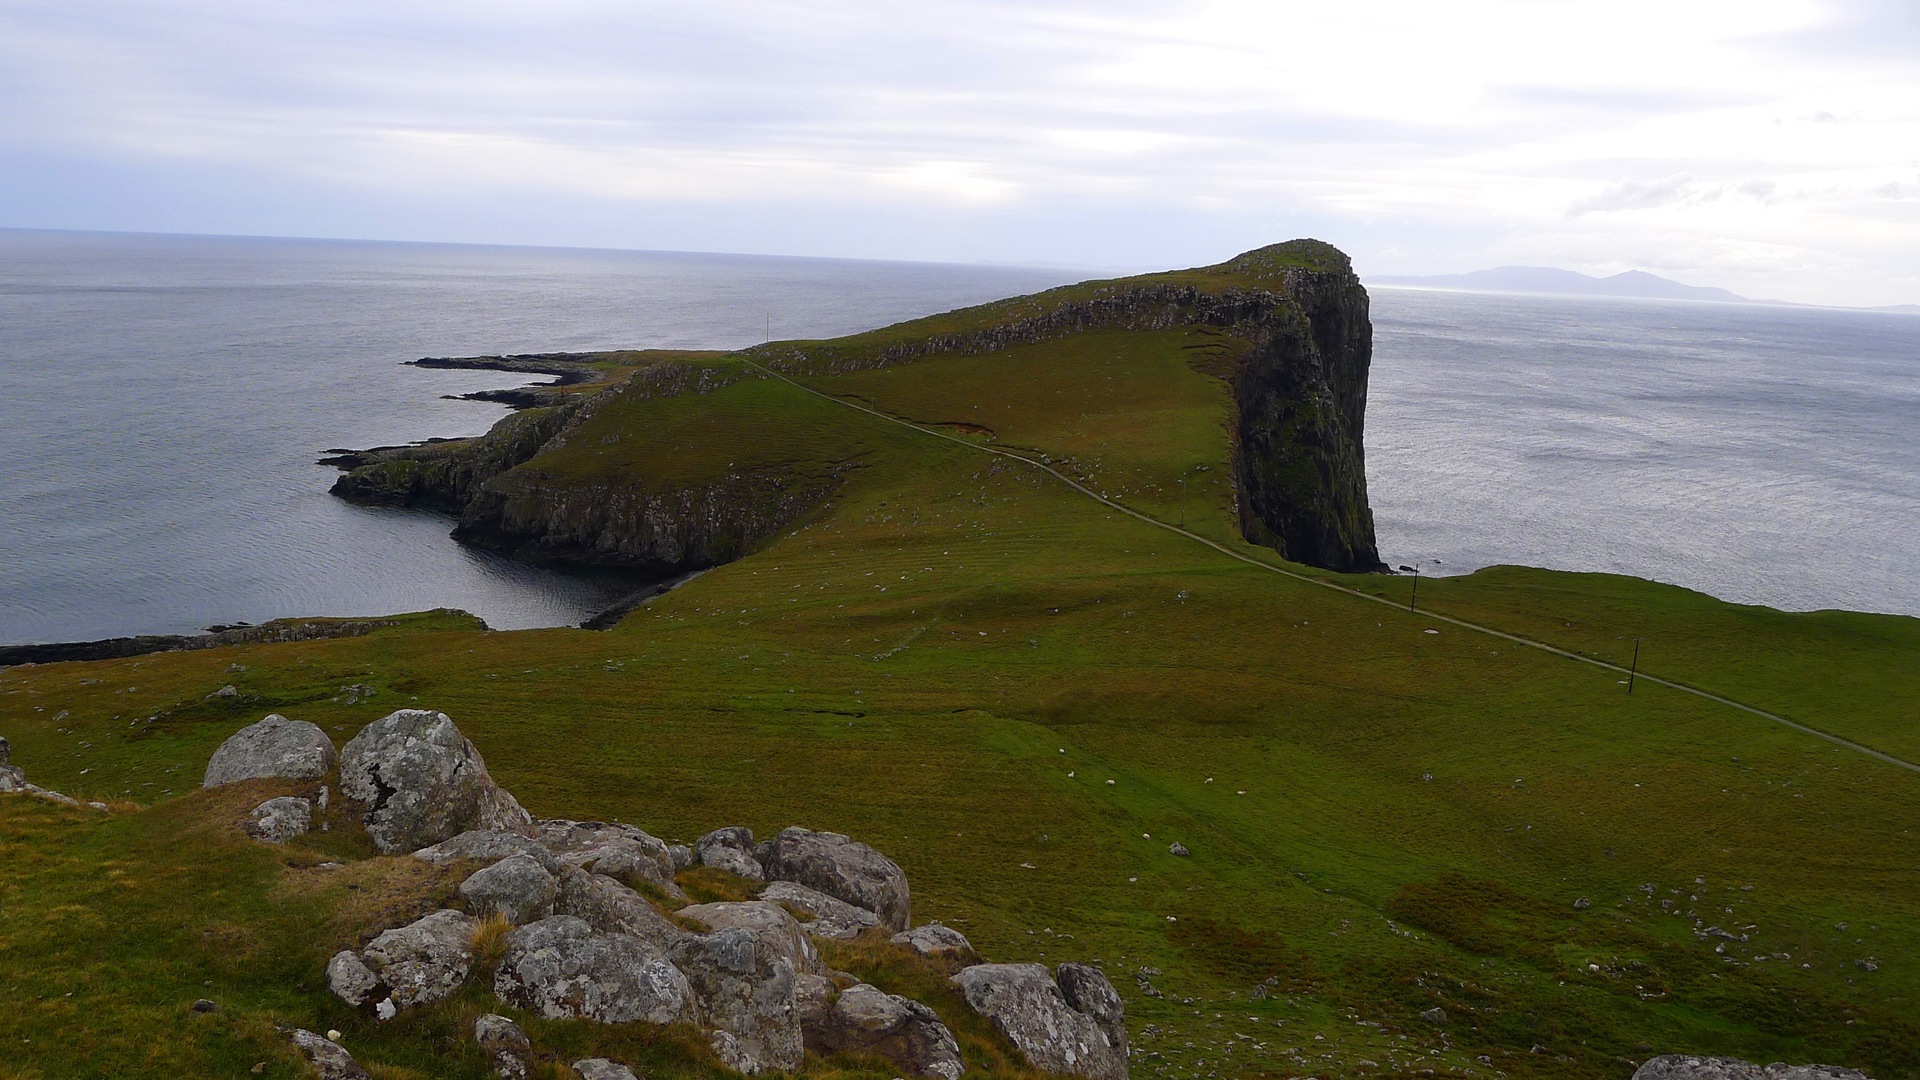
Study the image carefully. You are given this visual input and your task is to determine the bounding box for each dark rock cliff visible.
[328,239,1382,576]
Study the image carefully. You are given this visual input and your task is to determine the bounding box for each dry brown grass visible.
[469,910,514,972]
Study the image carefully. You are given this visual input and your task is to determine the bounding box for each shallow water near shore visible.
[2,230,1916,646]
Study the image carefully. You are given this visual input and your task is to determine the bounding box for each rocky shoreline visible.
[0,611,484,669]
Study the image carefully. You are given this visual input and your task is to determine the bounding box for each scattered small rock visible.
[1632,1055,1872,1080]
[474,1013,531,1080]
[572,1060,640,1080]
[190,998,218,1013]
[1420,1006,1446,1026]
[288,1028,372,1080]
[1168,842,1190,857]
[247,796,313,844]
[1573,897,1592,910]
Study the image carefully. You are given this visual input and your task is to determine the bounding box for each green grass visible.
[3,288,1918,1079]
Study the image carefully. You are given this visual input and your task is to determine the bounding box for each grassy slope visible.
[3,305,1918,1080]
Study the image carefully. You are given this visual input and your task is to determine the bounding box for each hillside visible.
[4,241,1920,1080]
[1370,267,1747,304]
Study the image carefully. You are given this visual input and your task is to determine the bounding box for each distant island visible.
[1369,266,1749,302]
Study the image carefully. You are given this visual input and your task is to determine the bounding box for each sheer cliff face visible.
[329,239,1382,576]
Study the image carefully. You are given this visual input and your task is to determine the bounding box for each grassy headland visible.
[2,244,1916,1079]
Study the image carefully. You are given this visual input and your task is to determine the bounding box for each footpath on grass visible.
[743,357,1920,778]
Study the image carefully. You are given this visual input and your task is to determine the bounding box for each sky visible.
[2,0,1917,306]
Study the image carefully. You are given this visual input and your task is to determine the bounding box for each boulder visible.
[414,829,562,873]
[1056,964,1128,1062]
[356,909,479,1016]
[794,971,835,1031]
[678,900,824,975]
[247,796,313,844]
[538,819,683,899]
[288,1028,373,1080]
[460,854,559,924]
[760,880,883,940]
[1633,1058,1872,1080]
[326,950,380,1008]
[338,710,531,853]
[475,1013,531,1080]
[553,866,690,952]
[697,826,767,881]
[759,827,910,931]
[668,843,696,871]
[954,963,1127,1080]
[892,923,978,964]
[494,915,694,1025]
[671,927,804,1075]
[203,714,336,787]
[806,982,965,1080]
[573,1061,640,1080]
[0,764,26,793]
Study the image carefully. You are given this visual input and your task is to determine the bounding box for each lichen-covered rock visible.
[289,1028,373,1080]
[460,853,559,924]
[414,829,561,873]
[760,827,910,932]
[668,843,695,871]
[247,796,313,844]
[0,764,26,793]
[1055,964,1128,1063]
[892,923,977,964]
[1632,1057,1872,1080]
[806,982,965,1079]
[671,927,804,1075]
[553,867,690,952]
[495,915,694,1024]
[358,909,479,1016]
[203,714,336,787]
[697,826,767,881]
[475,1013,531,1080]
[339,710,530,853]
[760,880,883,940]
[679,900,824,975]
[538,819,683,898]
[326,950,379,1008]
[954,963,1127,1080]
[572,1060,640,1080]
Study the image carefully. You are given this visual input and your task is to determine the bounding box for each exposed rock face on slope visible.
[328,239,1379,576]
[1632,1057,1871,1080]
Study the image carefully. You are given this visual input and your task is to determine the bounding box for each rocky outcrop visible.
[537,819,683,898]
[459,854,559,924]
[760,880,882,940]
[247,796,313,844]
[474,1013,531,1080]
[679,901,824,976]
[338,710,531,853]
[697,826,767,881]
[1633,1057,1871,1080]
[289,1028,373,1080]
[805,982,966,1079]
[495,916,695,1025]
[893,923,978,963]
[671,927,806,1076]
[203,714,336,787]
[0,736,24,793]
[572,1060,641,1080]
[331,909,479,1019]
[954,963,1128,1080]
[553,867,691,952]
[760,827,911,932]
[414,829,562,873]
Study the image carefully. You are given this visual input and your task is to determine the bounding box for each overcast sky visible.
[3,0,1916,305]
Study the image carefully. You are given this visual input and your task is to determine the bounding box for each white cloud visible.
[1,0,1917,304]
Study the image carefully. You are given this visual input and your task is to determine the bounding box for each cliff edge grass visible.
[329,239,1383,578]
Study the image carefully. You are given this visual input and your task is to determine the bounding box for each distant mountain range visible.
[1369,266,1749,303]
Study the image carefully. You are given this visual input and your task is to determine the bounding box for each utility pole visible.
[1628,637,1642,694]
[765,313,771,341]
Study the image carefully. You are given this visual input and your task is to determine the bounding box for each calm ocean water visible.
[1,231,1915,646]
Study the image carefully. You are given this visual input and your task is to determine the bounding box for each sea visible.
[1,229,1915,646]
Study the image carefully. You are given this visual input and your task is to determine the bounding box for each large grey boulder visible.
[1633,1058,1872,1080]
[893,923,978,964]
[247,796,313,844]
[697,826,767,881]
[761,880,883,940]
[671,927,805,1075]
[460,853,559,924]
[338,710,530,853]
[1056,964,1128,1063]
[806,982,965,1079]
[553,866,690,952]
[332,909,478,1018]
[679,900,824,976]
[289,1029,373,1080]
[475,1013,531,1080]
[494,915,694,1024]
[572,1061,640,1080]
[414,829,561,873]
[954,963,1127,1080]
[203,714,336,787]
[538,819,683,899]
[760,826,910,931]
